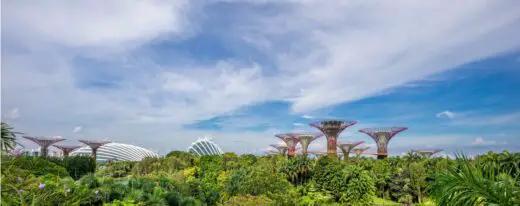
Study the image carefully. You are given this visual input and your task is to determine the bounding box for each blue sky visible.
[2,1,520,156]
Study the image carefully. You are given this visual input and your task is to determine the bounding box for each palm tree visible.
[430,153,520,206]
[1,122,18,153]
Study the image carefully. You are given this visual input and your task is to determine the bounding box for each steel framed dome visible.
[187,137,224,156]
[70,142,158,162]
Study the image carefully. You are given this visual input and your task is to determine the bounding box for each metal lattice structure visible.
[412,149,443,157]
[337,141,364,162]
[310,120,357,157]
[293,133,323,156]
[187,137,224,156]
[351,147,370,161]
[53,145,82,156]
[275,133,300,157]
[359,127,407,159]
[78,140,111,160]
[71,143,159,161]
[269,144,288,156]
[22,136,65,157]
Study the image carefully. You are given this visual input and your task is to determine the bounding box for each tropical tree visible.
[1,122,17,153]
[430,154,520,206]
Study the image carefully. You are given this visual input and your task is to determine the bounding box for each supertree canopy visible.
[275,133,300,157]
[53,145,81,156]
[22,136,65,157]
[78,140,111,160]
[351,147,370,161]
[310,120,357,157]
[359,127,407,159]
[269,144,288,156]
[293,133,323,156]
[412,149,443,157]
[337,141,364,162]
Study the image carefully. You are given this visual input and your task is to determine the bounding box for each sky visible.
[2,0,520,157]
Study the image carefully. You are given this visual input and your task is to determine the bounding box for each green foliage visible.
[1,122,17,153]
[166,150,196,166]
[224,195,275,206]
[279,156,314,185]
[2,150,518,205]
[312,156,345,200]
[430,154,520,206]
[47,156,97,180]
[2,156,69,177]
[340,165,376,205]
[132,156,187,176]
[98,161,136,178]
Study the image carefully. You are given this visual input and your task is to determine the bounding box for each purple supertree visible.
[53,145,82,157]
[78,140,110,160]
[310,120,357,157]
[275,133,300,157]
[359,127,407,159]
[337,141,364,162]
[269,144,288,156]
[351,147,370,161]
[412,149,443,158]
[22,136,65,157]
[293,133,323,157]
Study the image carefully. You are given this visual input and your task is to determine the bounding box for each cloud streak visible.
[2,1,520,154]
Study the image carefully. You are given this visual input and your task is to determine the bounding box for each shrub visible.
[2,156,69,177]
[224,195,275,206]
[48,156,96,180]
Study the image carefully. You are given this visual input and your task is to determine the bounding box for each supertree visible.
[412,149,443,158]
[53,145,82,157]
[359,127,407,159]
[78,140,111,160]
[22,136,65,157]
[293,133,323,157]
[310,120,357,157]
[275,133,300,157]
[351,147,370,162]
[337,141,364,162]
[269,144,288,156]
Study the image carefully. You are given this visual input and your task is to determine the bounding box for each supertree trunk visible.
[310,120,357,157]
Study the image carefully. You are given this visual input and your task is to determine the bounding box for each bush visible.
[224,195,275,206]
[48,156,96,180]
[2,156,69,177]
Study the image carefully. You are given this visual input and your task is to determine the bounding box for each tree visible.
[408,161,427,203]
[430,154,520,206]
[1,122,17,153]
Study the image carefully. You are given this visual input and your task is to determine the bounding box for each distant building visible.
[187,137,224,156]
[70,142,158,162]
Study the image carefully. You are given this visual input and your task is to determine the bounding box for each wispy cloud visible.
[72,126,83,133]
[3,108,20,120]
[301,115,314,119]
[2,1,520,154]
[436,110,456,119]
[471,137,496,146]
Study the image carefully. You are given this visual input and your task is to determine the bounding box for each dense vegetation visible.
[1,150,519,205]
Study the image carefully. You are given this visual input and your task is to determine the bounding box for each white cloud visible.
[2,1,520,153]
[237,1,520,112]
[2,1,192,51]
[3,108,20,119]
[301,115,315,119]
[472,137,496,146]
[72,126,83,133]
[293,122,304,126]
[436,110,456,119]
